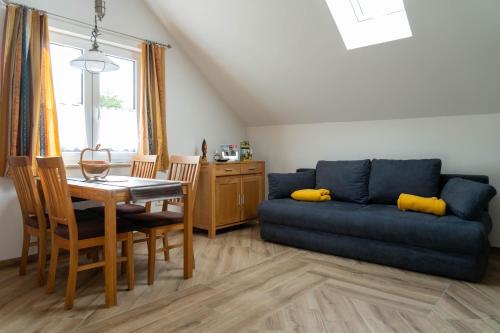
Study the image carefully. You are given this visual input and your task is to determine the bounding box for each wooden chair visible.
[129,154,158,179]
[161,156,202,260]
[36,156,135,310]
[124,155,201,285]
[89,155,158,216]
[8,156,48,286]
[128,154,159,212]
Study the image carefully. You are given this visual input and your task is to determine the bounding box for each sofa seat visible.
[258,199,491,256]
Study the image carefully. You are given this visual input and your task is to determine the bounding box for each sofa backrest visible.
[296,167,492,212]
[297,168,315,173]
[299,169,490,187]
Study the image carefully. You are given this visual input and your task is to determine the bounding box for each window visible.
[50,43,86,153]
[50,33,139,163]
[325,0,412,50]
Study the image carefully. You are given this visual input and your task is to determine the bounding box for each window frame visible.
[49,31,140,164]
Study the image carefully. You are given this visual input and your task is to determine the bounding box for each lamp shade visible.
[70,49,119,73]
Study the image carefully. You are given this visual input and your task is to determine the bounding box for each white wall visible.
[248,113,500,247]
[0,0,245,261]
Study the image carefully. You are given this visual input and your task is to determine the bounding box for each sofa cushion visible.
[258,199,490,256]
[369,159,442,204]
[315,160,371,204]
[440,174,489,187]
[268,171,316,200]
[441,178,497,220]
[260,222,489,282]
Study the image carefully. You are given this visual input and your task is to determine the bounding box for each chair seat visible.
[54,210,134,240]
[26,214,50,229]
[87,204,147,217]
[123,211,184,228]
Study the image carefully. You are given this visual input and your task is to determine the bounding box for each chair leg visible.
[19,230,30,276]
[121,241,127,275]
[192,249,195,270]
[147,229,157,285]
[46,244,59,294]
[64,247,79,310]
[126,233,135,290]
[162,233,170,261]
[37,233,47,286]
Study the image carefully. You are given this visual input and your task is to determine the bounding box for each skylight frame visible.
[325,0,413,50]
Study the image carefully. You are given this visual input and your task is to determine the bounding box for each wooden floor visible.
[1,223,500,333]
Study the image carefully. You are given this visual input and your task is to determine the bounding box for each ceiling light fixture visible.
[70,0,119,73]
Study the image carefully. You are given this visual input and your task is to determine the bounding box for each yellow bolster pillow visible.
[291,189,331,202]
[397,193,446,216]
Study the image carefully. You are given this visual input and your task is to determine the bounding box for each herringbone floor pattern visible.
[1,223,499,332]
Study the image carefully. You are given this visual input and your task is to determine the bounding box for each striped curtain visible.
[0,5,60,175]
[139,42,168,171]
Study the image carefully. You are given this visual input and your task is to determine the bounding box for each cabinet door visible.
[215,176,241,226]
[241,174,264,220]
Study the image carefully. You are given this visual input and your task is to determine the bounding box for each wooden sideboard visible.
[194,161,265,238]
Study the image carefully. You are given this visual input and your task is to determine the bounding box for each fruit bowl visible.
[79,144,111,180]
[79,160,110,174]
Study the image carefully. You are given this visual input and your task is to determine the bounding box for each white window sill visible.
[65,162,131,169]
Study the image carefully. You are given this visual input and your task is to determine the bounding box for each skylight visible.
[325,0,412,50]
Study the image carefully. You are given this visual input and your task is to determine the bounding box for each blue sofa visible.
[259,159,496,282]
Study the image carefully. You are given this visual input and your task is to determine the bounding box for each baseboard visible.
[0,251,73,269]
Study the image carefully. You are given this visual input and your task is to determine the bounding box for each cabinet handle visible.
[247,168,256,171]
[225,169,233,172]
[238,193,241,206]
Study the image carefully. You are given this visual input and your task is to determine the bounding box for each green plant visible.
[100,95,123,109]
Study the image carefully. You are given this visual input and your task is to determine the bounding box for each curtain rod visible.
[1,0,172,49]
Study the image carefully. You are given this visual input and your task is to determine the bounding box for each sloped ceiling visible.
[145,0,500,126]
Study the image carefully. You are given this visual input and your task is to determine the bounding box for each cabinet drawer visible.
[241,162,263,174]
[215,164,241,176]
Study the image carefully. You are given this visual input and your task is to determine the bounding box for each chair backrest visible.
[36,157,78,237]
[130,155,158,179]
[167,155,201,199]
[8,156,46,229]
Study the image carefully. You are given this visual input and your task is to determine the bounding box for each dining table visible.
[63,176,194,307]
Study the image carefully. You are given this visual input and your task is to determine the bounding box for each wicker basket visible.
[78,145,111,180]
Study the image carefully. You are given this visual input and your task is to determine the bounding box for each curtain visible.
[0,5,60,175]
[139,42,168,171]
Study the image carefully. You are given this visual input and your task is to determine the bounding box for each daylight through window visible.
[325,0,412,50]
[50,34,139,163]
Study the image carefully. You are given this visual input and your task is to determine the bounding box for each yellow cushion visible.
[291,189,331,202]
[397,193,446,216]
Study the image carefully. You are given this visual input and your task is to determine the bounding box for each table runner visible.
[68,177,183,203]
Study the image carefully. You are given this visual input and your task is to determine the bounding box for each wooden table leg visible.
[104,193,117,307]
[183,185,193,279]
